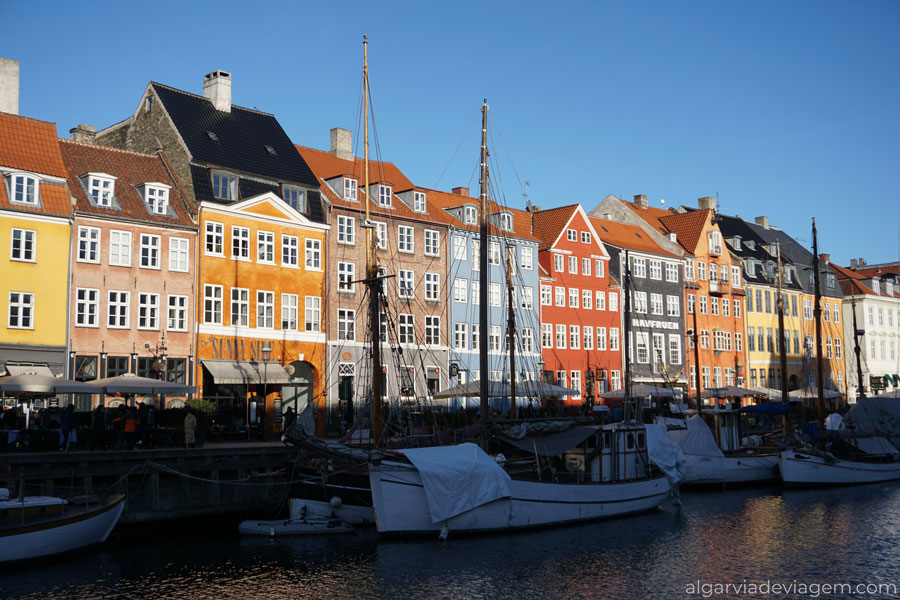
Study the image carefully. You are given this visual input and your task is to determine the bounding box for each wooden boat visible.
[779,447,900,486]
[0,492,125,564]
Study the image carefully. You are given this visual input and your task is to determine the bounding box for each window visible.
[582,258,591,276]
[487,325,500,351]
[75,288,99,327]
[88,174,115,207]
[594,327,605,351]
[581,231,591,244]
[571,371,581,398]
[499,212,513,231]
[700,330,710,350]
[520,246,533,270]
[283,186,305,212]
[522,287,534,309]
[596,291,605,311]
[257,291,274,328]
[835,338,842,359]
[490,242,501,265]
[338,262,356,293]
[688,294,695,314]
[667,295,680,317]
[424,230,439,256]
[377,184,392,207]
[734,299,741,318]
[305,239,321,269]
[472,281,480,304]
[399,270,414,299]
[338,309,355,340]
[722,297,730,316]
[565,325,578,349]
[203,285,222,324]
[711,296,719,316]
[168,237,189,272]
[569,288,579,308]
[231,288,249,326]
[634,291,648,313]
[399,314,415,344]
[708,231,722,254]
[650,293,664,315]
[541,324,553,348]
[668,335,681,365]
[610,327,620,351]
[636,332,649,363]
[205,221,224,255]
[10,228,35,262]
[649,260,662,280]
[398,226,413,253]
[609,292,618,312]
[453,236,467,261]
[555,286,565,307]
[414,191,427,212]
[304,296,321,332]
[804,299,813,320]
[685,259,694,281]
[731,265,741,287]
[540,285,552,306]
[108,291,130,328]
[425,316,440,345]
[140,234,160,268]
[137,293,159,329]
[212,171,237,200]
[7,292,33,329]
[567,229,577,241]
[454,278,468,303]
[343,178,358,201]
[455,323,468,349]
[257,231,275,263]
[425,272,440,301]
[632,257,646,278]
[10,174,39,205]
[490,283,501,306]
[472,240,481,270]
[231,226,249,259]
[145,184,169,215]
[77,226,100,263]
[464,205,477,225]
[282,235,298,267]
[735,332,742,352]
[281,293,298,330]
[556,324,566,349]
[699,296,708,314]
[167,295,188,331]
[568,256,577,274]
[665,263,679,282]
[554,254,564,272]
[522,327,535,353]
[337,216,355,245]
[582,289,592,310]
[596,260,605,278]
[833,304,840,323]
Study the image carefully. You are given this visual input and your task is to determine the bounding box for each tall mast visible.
[812,218,826,427]
[851,295,865,400]
[506,247,517,419]
[363,35,384,446]
[623,250,634,421]
[478,100,490,441]
[691,296,703,416]
[776,242,789,406]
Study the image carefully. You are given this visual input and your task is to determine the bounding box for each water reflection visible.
[3,482,900,600]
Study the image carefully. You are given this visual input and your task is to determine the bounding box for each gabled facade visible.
[297,133,452,432]
[430,187,541,408]
[59,139,197,404]
[533,205,621,405]
[0,111,72,376]
[195,193,329,437]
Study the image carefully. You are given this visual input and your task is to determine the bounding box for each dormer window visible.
[746,260,756,277]
[464,205,477,225]
[708,231,722,255]
[9,173,39,205]
[732,236,742,251]
[212,171,237,200]
[88,173,116,207]
[826,273,836,289]
[265,145,277,157]
[283,186,305,212]
[872,278,880,294]
[378,184,392,207]
[144,183,170,215]
[414,191,426,213]
[499,212,513,232]
[343,178,358,201]
[785,266,793,283]
[887,281,894,296]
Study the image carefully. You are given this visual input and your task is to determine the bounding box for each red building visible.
[533,205,623,405]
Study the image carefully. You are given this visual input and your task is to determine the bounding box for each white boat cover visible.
[645,424,687,486]
[848,436,900,457]
[657,416,724,458]
[825,413,845,430]
[399,443,511,524]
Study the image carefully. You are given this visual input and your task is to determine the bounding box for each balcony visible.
[709,279,730,296]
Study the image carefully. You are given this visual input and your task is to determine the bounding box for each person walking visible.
[184,408,197,449]
[60,404,75,451]
[90,405,107,451]
[124,406,139,450]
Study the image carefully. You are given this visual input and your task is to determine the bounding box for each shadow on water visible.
[3,482,900,599]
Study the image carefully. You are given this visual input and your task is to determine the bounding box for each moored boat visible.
[779,447,900,486]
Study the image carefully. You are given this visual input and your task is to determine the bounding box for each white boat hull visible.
[369,464,672,535]
[779,449,900,486]
[0,496,125,564]
[682,454,779,485]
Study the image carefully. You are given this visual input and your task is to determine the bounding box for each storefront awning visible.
[4,364,54,376]
[892,374,900,385]
[201,360,292,385]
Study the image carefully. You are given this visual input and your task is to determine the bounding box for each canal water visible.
[3,483,900,599]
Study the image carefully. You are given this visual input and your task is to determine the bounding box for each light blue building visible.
[430,188,542,410]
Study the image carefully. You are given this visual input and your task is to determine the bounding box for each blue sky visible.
[4,1,898,265]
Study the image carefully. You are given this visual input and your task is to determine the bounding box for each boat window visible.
[638,433,645,449]
[627,433,635,449]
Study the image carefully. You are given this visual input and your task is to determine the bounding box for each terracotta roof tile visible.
[0,112,68,178]
[658,209,711,253]
[625,201,675,235]
[295,145,413,190]
[424,187,538,241]
[59,140,195,228]
[588,217,678,258]
[532,204,579,250]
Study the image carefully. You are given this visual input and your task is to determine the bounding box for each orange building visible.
[195,193,329,438]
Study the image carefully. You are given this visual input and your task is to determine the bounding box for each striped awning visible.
[4,364,54,376]
[201,360,292,385]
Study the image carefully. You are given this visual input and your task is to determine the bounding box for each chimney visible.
[820,253,830,265]
[633,194,648,208]
[698,196,717,211]
[755,216,769,229]
[452,186,470,197]
[0,57,19,115]
[69,124,96,144]
[203,70,232,113]
[527,204,542,213]
[604,213,613,220]
[850,258,858,269]
[330,127,353,160]
[859,257,867,267]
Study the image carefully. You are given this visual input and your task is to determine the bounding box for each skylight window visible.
[265,145,277,157]
[206,131,219,142]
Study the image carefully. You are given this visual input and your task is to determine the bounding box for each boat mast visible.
[811,218,826,428]
[363,36,384,446]
[478,100,490,441]
[776,242,789,437]
[691,291,703,416]
[851,295,865,401]
[506,247,517,419]
[623,250,634,421]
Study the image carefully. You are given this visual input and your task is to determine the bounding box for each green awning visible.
[892,374,900,385]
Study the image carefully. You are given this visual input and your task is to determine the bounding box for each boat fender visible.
[330,496,343,510]
[439,525,449,541]
[269,527,275,537]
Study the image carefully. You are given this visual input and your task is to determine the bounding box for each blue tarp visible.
[740,404,791,415]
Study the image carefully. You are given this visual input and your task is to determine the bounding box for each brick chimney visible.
[0,57,19,115]
[452,187,470,197]
[69,124,96,144]
[203,70,232,113]
[850,258,858,269]
[859,257,867,267]
[329,128,353,160]
[755,216,769,229]
[820,253,830,264]
[698,196,717,211]
[633,194,648,208]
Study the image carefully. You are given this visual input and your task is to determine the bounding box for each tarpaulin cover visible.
[657,416,724,458]
[825,413,844,430]
[740,404,791,415]
[498,425,599,456]
[645,423,687,486]
[399,443,511,524]
[848,436,900,456]
[847,396,900,447]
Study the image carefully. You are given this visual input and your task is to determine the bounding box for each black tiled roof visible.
[239,178,278,199]
[307,190,325,224]
[190,165,215,202]
[152,83,317,187]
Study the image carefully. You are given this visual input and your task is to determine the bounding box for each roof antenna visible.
[523,181,532,211]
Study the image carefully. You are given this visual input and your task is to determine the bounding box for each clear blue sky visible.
[4,0,898,265]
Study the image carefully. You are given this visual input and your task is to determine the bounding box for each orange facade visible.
[195,193,329,437]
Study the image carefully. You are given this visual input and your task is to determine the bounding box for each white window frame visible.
[454,278,468,303]
[665,262,679,282]
[137,292,160,330]
[145,184,170,215]
[203,285,223,325]
[231,226,250,260]
[378,184,392,207]
[540,285,552,306]
[343,178,358,201]
[108,290,130,329]
[398,225,414,253]
[282,234,298,267]
[10,228,35,262]
[304,296,321,332]
[338,309,355,340]
[231,288,250,326]
[257,231,275,264]
[257,290,275,329]
[305,239,322,270]
[8,291,34,329]
[75,288,99,328]
[88,173,116,207]
[520,246,533,270]
[281,293,299,331]
[399,313,415,344]
[425,315,440,345]
[205,221,224,256]
[338,262,356,294]
[414,191,427,212]
[283,185,306,212]
[9,173,39,205]
[337,215,355,246]
[168,237,190,272]
[140,234,161,269]
[398,269,415,299]
[212,171,238,201]
[77,226,101,263]
[425,272,440,301]
[424,229,440,257]
[167,294,189,332]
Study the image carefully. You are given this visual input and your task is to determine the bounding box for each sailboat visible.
[366,101,682,537]
[779,219,900,485]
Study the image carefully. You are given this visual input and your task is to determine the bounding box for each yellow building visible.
[0,112,72,376]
